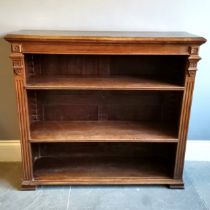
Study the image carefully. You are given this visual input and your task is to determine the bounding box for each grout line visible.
[66,186,72,210]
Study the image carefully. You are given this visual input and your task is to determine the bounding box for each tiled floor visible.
[0,161,210,210]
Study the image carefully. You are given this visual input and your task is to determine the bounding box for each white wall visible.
[0,0,210,139]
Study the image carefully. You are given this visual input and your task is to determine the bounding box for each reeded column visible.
[10,43,34,190]
[172,46,201,188]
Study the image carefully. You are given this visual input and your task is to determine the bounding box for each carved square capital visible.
[189,46,199,55]
[12,59,22,68]
[12,58,24,76]
[11,43,22,53]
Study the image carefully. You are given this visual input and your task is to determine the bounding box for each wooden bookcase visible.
[5,31,206,190]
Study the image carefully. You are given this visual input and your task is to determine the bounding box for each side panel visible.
[174,46,201,179]
[10,43,34,189]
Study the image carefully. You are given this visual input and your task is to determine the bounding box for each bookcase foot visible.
[168,183,184,189]
[21,181,37,191]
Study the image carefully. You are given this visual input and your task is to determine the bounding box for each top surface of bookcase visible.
[5,30,206,44]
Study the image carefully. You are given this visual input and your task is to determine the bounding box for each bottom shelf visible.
[33,155,174,184]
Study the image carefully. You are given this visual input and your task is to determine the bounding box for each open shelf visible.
[33,156,173,183]
[29,121,178,143]
[26,76,184,91]
[32,142,176,184]
[27,90,182,143]
[25,54,186,90]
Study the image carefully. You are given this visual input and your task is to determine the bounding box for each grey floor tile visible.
[0,163,70,210]
[0,186,70,210]
[185,161,210,210]
[69,174,207,210]
[0,162,210,210]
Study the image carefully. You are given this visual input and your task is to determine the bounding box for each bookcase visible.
[5,31,206,190]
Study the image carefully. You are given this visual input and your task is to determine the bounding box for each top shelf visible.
[25,76,184,91]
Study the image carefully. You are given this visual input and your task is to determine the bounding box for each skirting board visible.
[0,140,21,162]
[0,140,210,162]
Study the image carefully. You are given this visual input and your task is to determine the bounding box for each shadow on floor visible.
[0,162,21,190]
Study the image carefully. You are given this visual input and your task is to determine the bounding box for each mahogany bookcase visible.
[5,31,206,190]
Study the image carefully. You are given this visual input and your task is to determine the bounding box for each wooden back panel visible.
[32,142,176,159]
[25,54,186,85]
[27,90,182,124]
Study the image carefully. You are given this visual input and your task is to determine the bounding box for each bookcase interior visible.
[25,54,187,88]
[27,90,183,142]
[25,53,185,183]
[32,142,177,182]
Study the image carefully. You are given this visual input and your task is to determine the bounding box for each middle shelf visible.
[29,121,178,143]
[25,76,184,91]
[27,90,182,143]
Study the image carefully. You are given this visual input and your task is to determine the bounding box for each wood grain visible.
[26,90,182,124]
[31,142,177,185]
[5,30,206,44]
[173,48,201,178]
[32,178,183,185]
[25,54,186,89]
[33,156,173,182]
[29,121,178,142]
[22,42,192,55]
[10,51,33,186]
[26,76,184,90]
[5,30,206,189]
